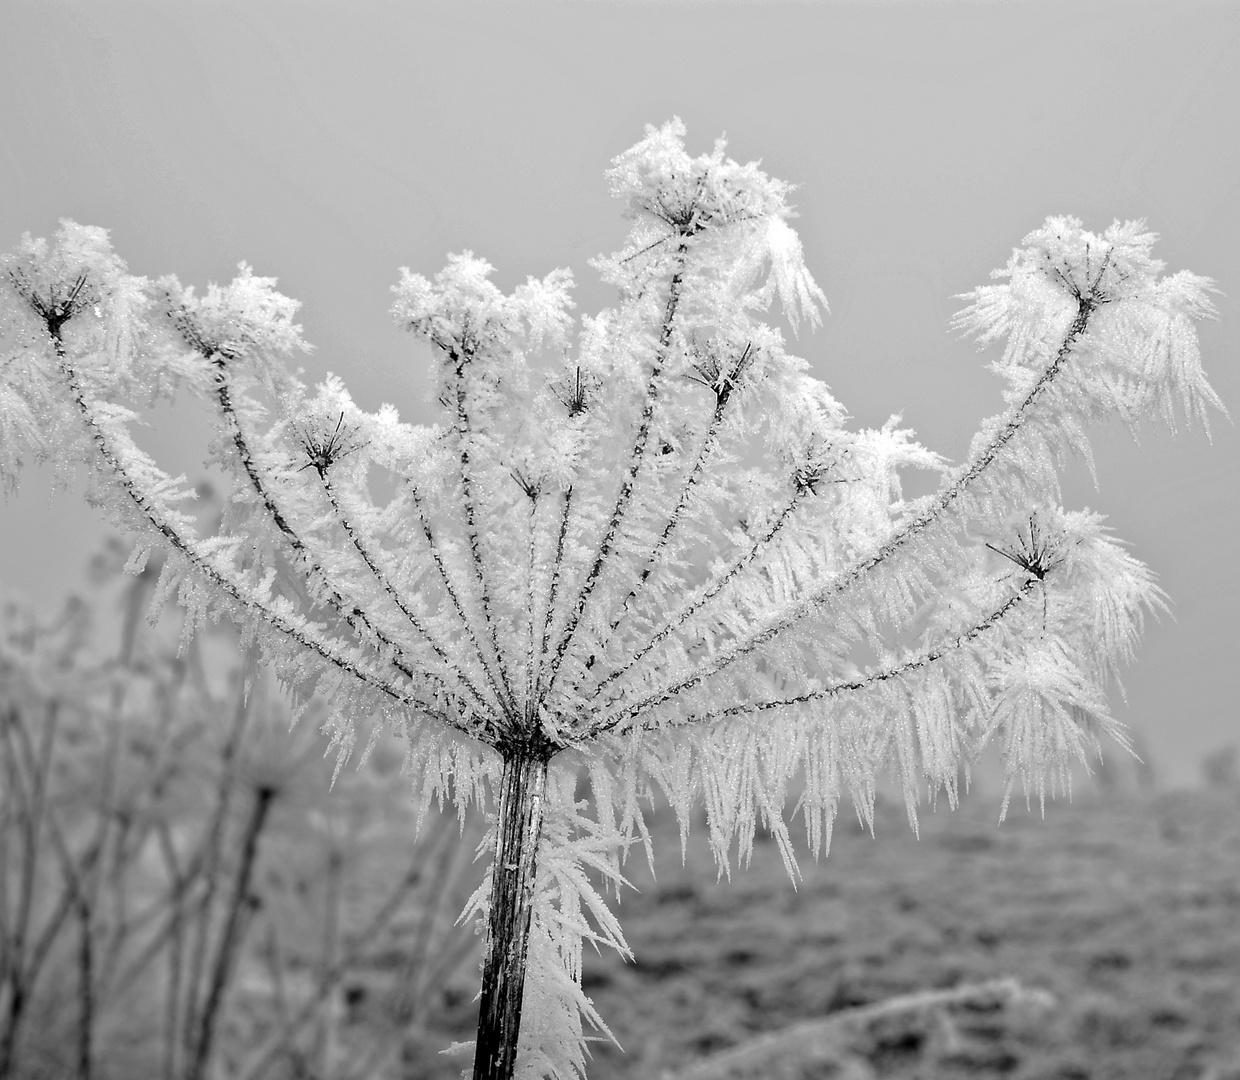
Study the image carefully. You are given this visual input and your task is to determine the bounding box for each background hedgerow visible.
[0,539,484,1080]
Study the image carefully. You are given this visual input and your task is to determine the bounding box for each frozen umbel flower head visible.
[0,120,1224,1080]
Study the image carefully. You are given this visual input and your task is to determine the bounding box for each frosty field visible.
[381,782,1240,1080]
[570,785,1240,1080]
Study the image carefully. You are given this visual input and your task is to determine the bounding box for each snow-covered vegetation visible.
[0,120,1224,1079]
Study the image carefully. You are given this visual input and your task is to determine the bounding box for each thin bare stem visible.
[185,783,275,1080]
[315,843,344,1078]
[258,922,291,1033]
[107,781,215,1003]
[75,893,93,1080]
[0,701,59,1070]
[5,715,114,1080]
[234,855,430,1080]
[0,709,36,1079]
[8,836,105,1071]
[156,822,187,1080]
[180,690,250,1067]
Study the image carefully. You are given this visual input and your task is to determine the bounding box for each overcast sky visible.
[2,0,1237,788]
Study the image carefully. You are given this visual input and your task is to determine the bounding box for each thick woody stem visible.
[472,750,550,1080]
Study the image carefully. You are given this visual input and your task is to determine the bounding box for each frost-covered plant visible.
[0,119,1224,1080]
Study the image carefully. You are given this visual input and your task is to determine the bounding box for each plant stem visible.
[186,784,275,1080]
[472,751,549,1080]
[75,895,93,1080]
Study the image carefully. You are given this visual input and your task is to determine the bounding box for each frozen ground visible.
[153,767,1236,1080]
[568,786,1240,1080]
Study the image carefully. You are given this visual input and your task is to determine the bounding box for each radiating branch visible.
[407,482,518,730]
[604,340,754,641]
[167,312,425,693]
[533,485,574,703]
[315,467,497,730]
[441,337,520,717]
[43,320,462,733]
[605,292,1101,719]
[611,575,1040,735]
[545,251,688,694]
[593,481,810,700]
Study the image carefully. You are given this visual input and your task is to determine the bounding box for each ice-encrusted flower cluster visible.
[0,119,1223,1080]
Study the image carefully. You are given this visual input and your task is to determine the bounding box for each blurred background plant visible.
[0,522,486,1080]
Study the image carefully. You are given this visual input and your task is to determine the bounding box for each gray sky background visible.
[1,0,1236,788]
